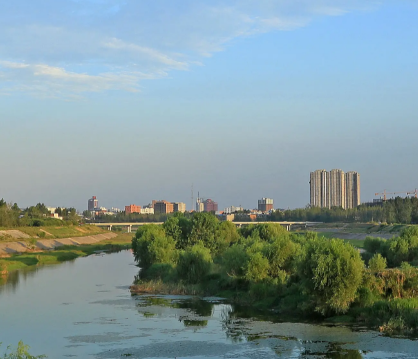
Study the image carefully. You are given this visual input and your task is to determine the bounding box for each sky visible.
[0,0,417,212]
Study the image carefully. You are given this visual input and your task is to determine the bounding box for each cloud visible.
[0,0,379,98]
[0,60,164,98]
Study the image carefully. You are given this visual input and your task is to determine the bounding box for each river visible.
[0,250,417,358]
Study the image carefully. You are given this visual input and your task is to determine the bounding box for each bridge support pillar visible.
[108,225,112,231]
[127,225,132,233]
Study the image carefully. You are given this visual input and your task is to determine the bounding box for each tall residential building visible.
[88,196,98,211]
[125,204,141,215]
[345,171,361,209]
[173,202,186,213]
[258,198,274,212]
[153,200,174,214]
[329,169,346,208]
[310,170,330,208]
[204,199,218,212]
[310,169,361,209]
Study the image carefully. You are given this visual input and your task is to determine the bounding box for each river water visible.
[0,250,417,358]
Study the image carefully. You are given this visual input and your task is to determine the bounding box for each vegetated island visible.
[130,212,418,336]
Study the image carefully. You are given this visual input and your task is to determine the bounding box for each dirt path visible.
[0,232,118,257]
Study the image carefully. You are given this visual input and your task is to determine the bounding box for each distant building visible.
[204,199,218,212]
[330,169,346,208]
[88,196,98,211]
[173,202,186,213]
[154,200,174,214]
[310,170,330,208]
[196,200,204,213]
[258,198,273,212]
[140,207,154,214]
[125,204,141,215]
[346,171,361,209]
[310,169,360,209]
[224,205,244,214]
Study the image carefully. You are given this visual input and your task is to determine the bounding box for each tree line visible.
[0,199,79,227]
[269,197,418,224]
[131,212,418,334]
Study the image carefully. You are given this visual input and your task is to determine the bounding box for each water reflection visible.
[1,251,417,359]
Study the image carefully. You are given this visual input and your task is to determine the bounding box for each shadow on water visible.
[132,294,382,358]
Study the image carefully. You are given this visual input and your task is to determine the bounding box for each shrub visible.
[177,245,212,284]
[369,254,387,272]
[1,341,46,358]
[145,263,176,282]
[0,260,7,274]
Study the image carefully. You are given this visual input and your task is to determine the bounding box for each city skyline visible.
[0,1,417,210]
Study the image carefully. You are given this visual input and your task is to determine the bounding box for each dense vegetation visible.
[0,200,79,227]
[132,213,418,334]
[269,197,418,224]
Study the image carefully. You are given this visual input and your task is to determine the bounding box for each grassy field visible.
[0,233,133,274]
[0,225,106,240]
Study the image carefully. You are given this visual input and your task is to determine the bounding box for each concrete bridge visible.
[91,221,319,233]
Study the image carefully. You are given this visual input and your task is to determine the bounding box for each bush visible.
[177,245,212,284]
[1,341,46,358]
[0,260,7,273]
[145,263,176,282]
[369,254,387,272]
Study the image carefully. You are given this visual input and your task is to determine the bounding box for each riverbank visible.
[0,233,132,275]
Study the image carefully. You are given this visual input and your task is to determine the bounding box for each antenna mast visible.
[191,184,194,212]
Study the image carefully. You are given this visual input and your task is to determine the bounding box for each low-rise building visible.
[224,205,244,214]
[125,204,141,215]
[140,207,154,214]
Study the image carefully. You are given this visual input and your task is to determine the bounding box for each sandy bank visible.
[0,232,118,257]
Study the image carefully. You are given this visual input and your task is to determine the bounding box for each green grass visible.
[343,239,365,249]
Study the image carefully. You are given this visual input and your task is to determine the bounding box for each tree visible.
[299,238,364,314]
[369,253,387,272]
[188,213,219,252]
[177,245,212,284]
[245,252,270,282]
[131,225,176,269]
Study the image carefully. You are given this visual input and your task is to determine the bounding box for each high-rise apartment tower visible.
[345,171,361,209]
[310,170,330,208]
[329,169,346,208]
[310,169,360,209]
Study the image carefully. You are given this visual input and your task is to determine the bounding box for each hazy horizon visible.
[1,1,417,212]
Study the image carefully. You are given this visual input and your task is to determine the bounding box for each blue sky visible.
[0,0,417,211]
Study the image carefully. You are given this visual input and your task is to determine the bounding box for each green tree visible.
[177,245,212,284]
[245,252,270,282]
[369,253,387,272]
[188,213,219,252]
[299,238,364,314]
[132,225,176,269]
